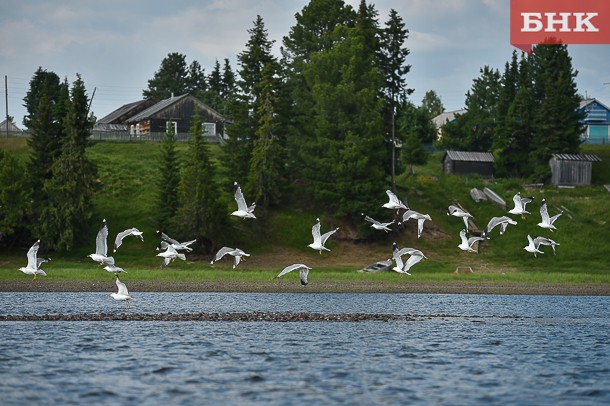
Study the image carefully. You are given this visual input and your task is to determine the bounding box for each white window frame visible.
[166,120,178,134]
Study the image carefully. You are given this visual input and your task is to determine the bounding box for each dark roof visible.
[443,151,495,162]
[551,153,602,162]
[96,99,155,124]
[127,94,189,123]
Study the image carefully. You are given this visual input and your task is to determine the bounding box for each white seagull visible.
[88,219,115,266]
[447,205,474,232]
[104,264,127,275]
[382,189,408,213]
[390,249,425,276]
[458,229,485,253]
[275,263,312,286]
[231,182,256,219]
[533,236,560,255]
[483,216,518,238]
[508,192,535,219]
[362,213,394,232]
[19,240,50,281]
[210,246,250,269]
[156,245,186,267]
[308,218,339,254]
[402,209,432,239]
[524,234,544,257]
[111,275,132,306]
[537,198,563,231]
[157,231,196,252]
[392,242,427,260]
[113,228,144,252]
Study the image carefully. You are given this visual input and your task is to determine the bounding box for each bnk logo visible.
[510,0,610,53]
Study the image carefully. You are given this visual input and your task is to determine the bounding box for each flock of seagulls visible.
[18,181,566,295]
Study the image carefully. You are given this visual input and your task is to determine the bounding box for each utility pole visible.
[4,75,8,138]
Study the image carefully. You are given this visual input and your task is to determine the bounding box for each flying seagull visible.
[447,205,474,232]
[110,275,132,306]
[483,216,518,238]
[113,228,144,252]
[382,189,408,213]
[533,236,560,255]
[275,263,312,286]
[508,192,535,219]
[524,234,544,257]
[104,264,127,275]
[156,245,186,267]
[157,231,196,252]
[390,247,425,275]
[402,209,432,239]
[88,219,115,266]
[231,181,256,219]
[392,242,427,260]
[308,218,339,254]
[362,213,394,232]
[210,246,250,269]
[457,229,485,253]
[537,198,563,231]
[19,240,50,281]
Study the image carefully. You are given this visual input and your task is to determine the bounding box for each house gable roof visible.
[432,109,467,128]
[442,150,495,163]
[0,119,22,132]
[96,98,156,124]
[125,94,224,124]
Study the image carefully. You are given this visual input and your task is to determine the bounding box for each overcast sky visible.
[1,0,609,129]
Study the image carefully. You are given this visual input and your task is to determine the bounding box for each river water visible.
[1,292,609,405]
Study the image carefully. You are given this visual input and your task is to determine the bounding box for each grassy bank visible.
[1,137,609,292]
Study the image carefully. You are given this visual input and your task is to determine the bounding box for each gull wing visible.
[114,228,144,252]
[540,200,550,223]
[549,211,563,225]
[234,184,249,212]
[363,214,380,225]
[320,228,339,245]
[276,263,310,279]
[311,219,322,244]
[96,220,109,256]
[403,254,424,273]
[521,196,534,209]
[158,231,180,246]
[116,277,129,296]
[394,247,426,259]
[36,257,50,269]
[299,268,309,285]
[212,246,235,263]
[26,240,40,269]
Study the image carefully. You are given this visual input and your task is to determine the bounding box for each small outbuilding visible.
[549,153,602,186]
[442,151,495,178]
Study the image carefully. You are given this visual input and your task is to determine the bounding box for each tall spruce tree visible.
[301,24,386,217]
[379,8,412,191]
[39,74,97,251]
[529,44,583,180]
[175,111,228,253]
[143,52,190,100]
[0,151,28,242]
[156,121,181,230]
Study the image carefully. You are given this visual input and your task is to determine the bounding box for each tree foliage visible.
[156,121,181,230]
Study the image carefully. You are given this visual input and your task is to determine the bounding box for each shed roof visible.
[443,150,495,162]
[550,153,602,162]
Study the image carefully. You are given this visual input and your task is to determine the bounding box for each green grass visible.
[1,137,610,288]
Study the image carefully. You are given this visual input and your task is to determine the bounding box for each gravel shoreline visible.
[1,280,609,296]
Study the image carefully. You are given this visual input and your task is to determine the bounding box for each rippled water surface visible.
[1,293,609,405]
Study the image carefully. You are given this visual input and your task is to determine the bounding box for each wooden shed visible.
[549,153,601,186]
[442,151,495,177]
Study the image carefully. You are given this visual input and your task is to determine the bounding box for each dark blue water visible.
[1,293,609,405]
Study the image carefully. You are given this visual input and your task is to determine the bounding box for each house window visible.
[203,122,216,136]
[166,121,178,134]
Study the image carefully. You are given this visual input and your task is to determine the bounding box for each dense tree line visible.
[437,45,583,180]
[2,0,584,253]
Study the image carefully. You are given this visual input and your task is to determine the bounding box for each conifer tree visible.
[0,151,28,242]
[156,121,181,230]
[39,74,97,251]
[175,111,228,253]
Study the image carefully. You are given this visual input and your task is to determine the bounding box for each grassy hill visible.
[1,137,609,287]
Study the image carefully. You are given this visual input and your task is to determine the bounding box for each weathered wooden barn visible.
[549,153,602,186]
[442,151,495,177]
[125,94,224,140]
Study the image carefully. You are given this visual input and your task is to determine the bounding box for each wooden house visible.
[578,98,610,144]
[549,153,601,186]
[432,109,467,141]
[125,94,225,141]
[94,98,156,132]
[442,151,495,177]
[0,119,23,136]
